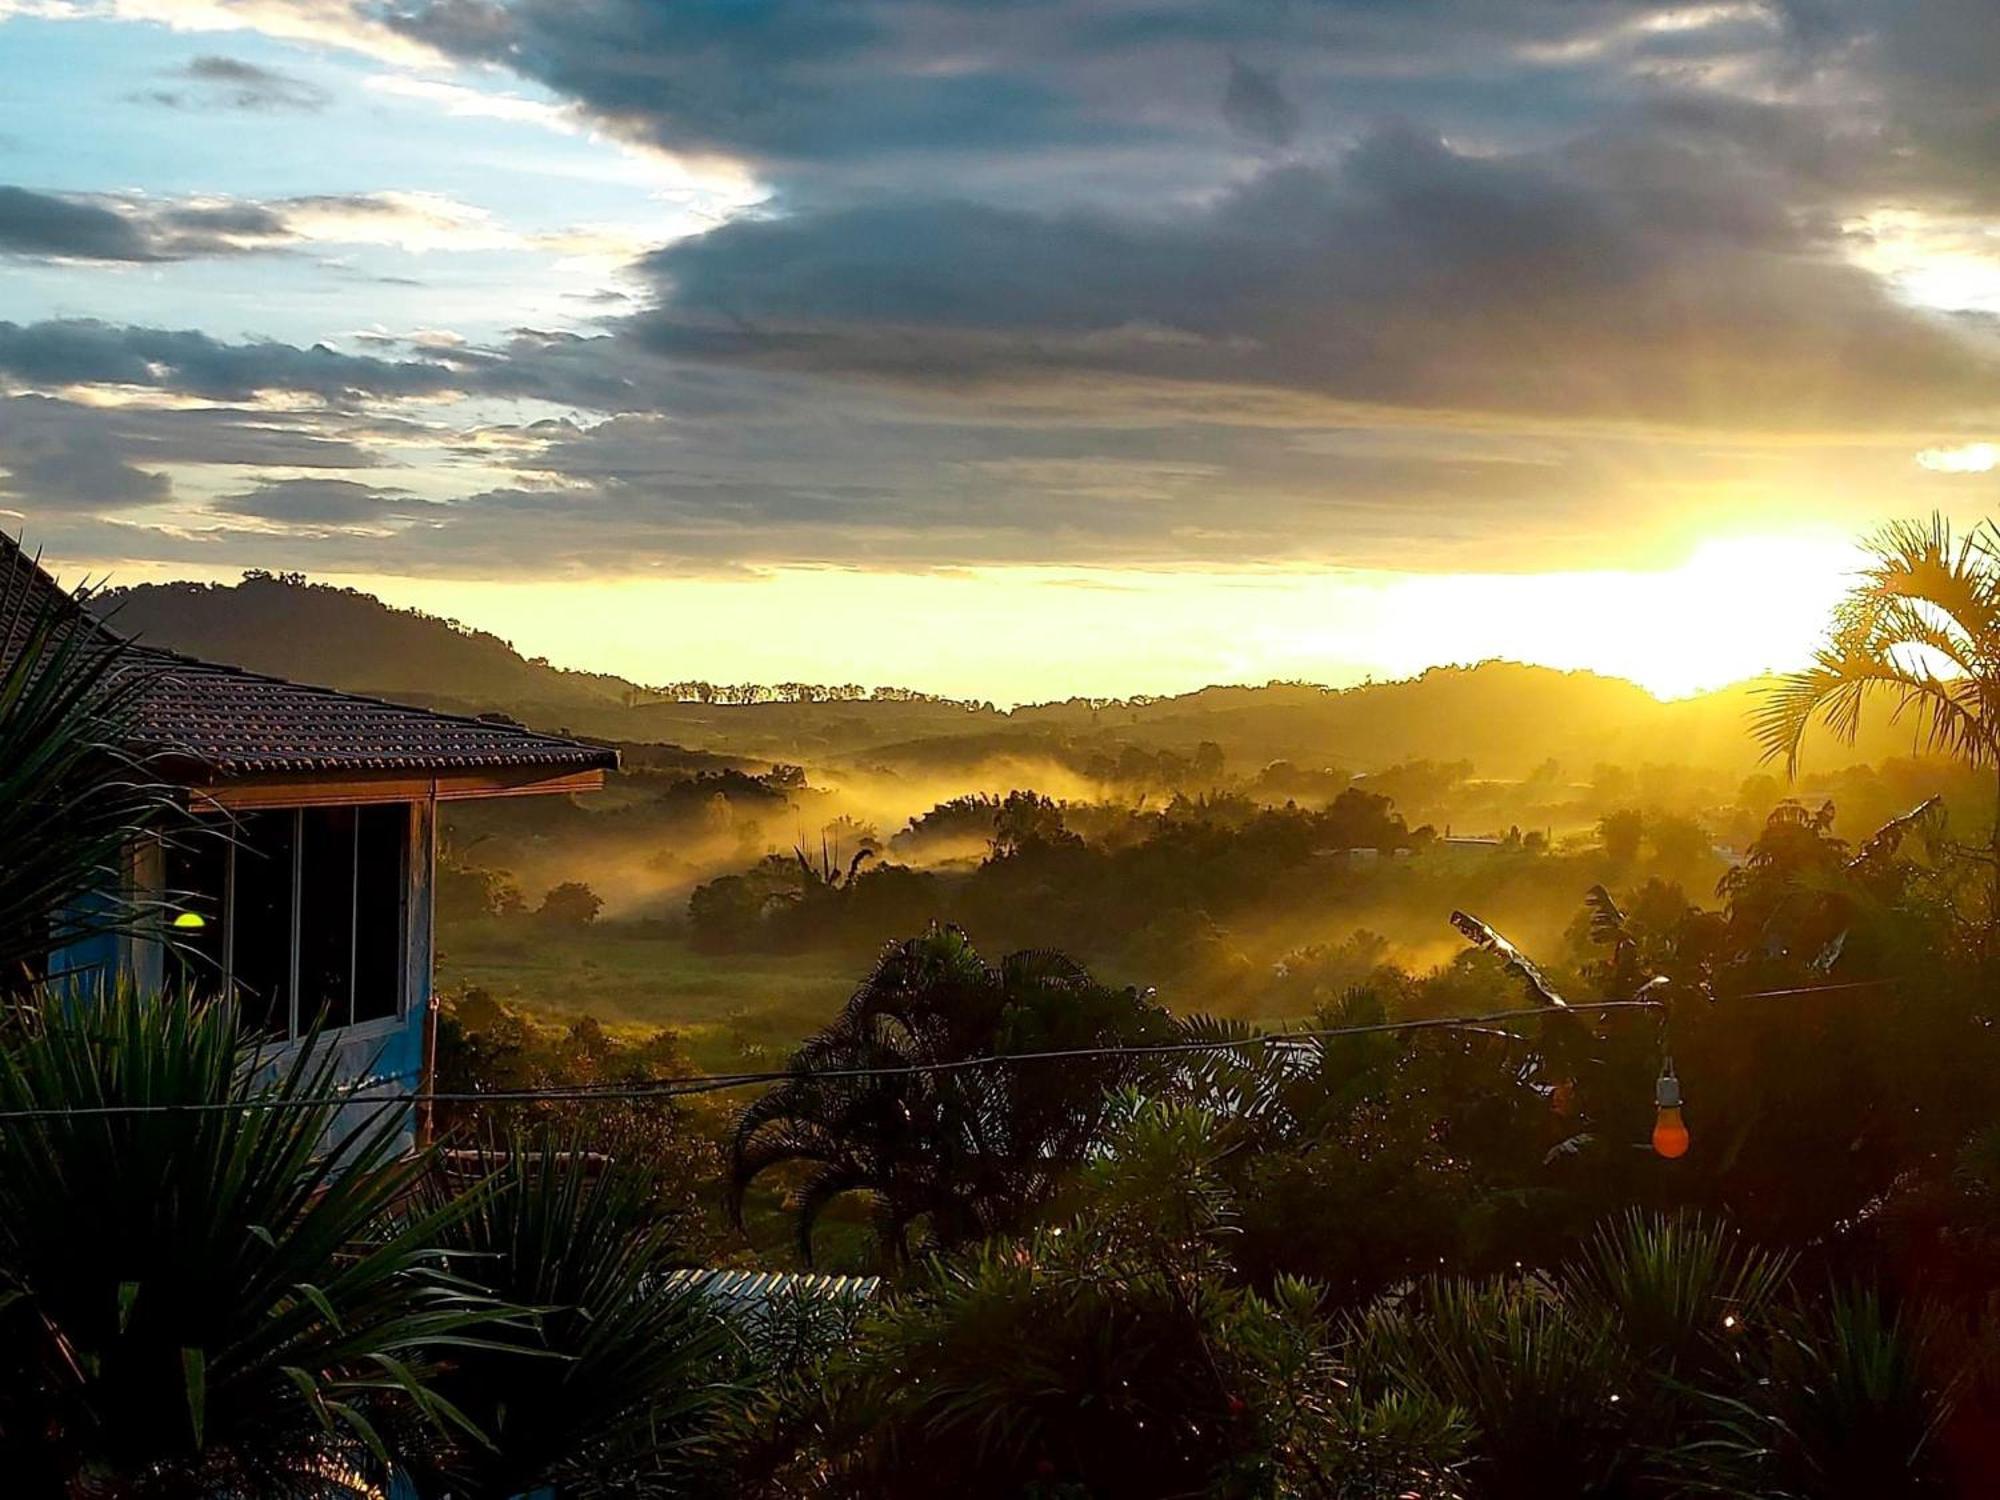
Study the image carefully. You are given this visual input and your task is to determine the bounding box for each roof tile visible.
[4,536,617,779]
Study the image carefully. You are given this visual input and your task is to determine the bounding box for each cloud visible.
[628,125,1994,431]
[386,0,956,166]
[211,475,421,523]
[0,317,645,410]
[0,434,169,510]
[361,72,575,132]
[0,185,528,263]
[17,0,2000,586]
[0,390,385,514]
[0,187,163,262]
[1915,440,1998,474]
[1221,59,1298,148]
[144,53,332,111]
[0,318,467,400]
[109,0,442,68]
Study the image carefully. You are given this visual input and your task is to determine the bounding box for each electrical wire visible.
[0,976,1902,1123]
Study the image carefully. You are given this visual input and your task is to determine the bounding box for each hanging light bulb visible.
[1652,1058,1689,1159]
[172,911,207,930]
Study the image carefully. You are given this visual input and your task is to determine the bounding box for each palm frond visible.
[0,549,181,986]
[1754,513,2000,777]
[0,988,514,1487]
[1449,910,1566,1007]
[1847,795,1945,870]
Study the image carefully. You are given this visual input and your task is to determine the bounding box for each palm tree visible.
[0,990,506,1493]
[728,926,1173,1264]
[1754,515,2000,921]
[0,545,177,993]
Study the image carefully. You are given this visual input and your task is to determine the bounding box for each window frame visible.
[171,803,411,1043]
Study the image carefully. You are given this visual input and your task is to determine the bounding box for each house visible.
[4,535,617,1138]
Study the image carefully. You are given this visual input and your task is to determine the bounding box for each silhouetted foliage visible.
[728,926,1173,1264]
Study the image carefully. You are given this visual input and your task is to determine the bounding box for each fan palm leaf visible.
[0,548,179,991]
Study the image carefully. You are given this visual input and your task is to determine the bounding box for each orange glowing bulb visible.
[1652,1062,1689,1159]
[1652,1106,1689,1159]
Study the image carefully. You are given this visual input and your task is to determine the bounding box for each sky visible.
[2,0,1997,703]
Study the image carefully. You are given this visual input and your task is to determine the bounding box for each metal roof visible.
[664,1268,883,1309]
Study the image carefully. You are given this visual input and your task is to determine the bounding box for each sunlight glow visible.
[259,533,1867,706]
[1917,442,1999,475]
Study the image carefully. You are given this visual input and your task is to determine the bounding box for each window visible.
[161,824,230,997]
[298,807,357,1031]
[233,810,297,1036]
[159,804,411,1038]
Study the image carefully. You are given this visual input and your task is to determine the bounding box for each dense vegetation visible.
[6,515,1996,1493]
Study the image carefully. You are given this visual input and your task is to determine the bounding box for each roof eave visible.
[183,765,610,811]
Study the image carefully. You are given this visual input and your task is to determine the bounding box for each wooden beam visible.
[189,767,605,811]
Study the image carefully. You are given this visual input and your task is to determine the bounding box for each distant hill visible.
[95,572,1925,779]
[96,574,638,730]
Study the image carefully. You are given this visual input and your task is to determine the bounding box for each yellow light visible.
[1652,1061,1689,1160]
[172,912,207,930]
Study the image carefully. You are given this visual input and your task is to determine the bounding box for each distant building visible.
[7,536,617,1142]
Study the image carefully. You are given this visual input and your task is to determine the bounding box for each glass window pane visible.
[353,805,407,1024]
[231,810,296,1038]
[162,822,230,998]
[298,807,358,1032]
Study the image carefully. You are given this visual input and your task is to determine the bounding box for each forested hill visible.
[94,572,1916,777]
[95,573,639,727]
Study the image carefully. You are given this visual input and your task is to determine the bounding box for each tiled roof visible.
[3,535,617,780]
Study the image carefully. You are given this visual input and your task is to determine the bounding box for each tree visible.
[1192,739,1226,786]
[537,880,603,928]
[1597,808,1645,865]
[1644,810,1713,875]
[1756,516,2000,927]
[727,926,1173,1264]
[435,855,523,926]
[987,790,1078,860]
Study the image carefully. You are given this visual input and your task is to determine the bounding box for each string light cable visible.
[0,975,1903,1125]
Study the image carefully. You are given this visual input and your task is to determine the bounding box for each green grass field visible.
[435,917,860,1072]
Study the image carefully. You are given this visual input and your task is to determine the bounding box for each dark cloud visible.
[0,187,158,262]
[0,391,385,516]
[0,437,168,512]
[0,188,500,265]
[386,0,1113,172]
[1221,59,1299,148]
[0,319,462,401]
[212,477,420,524]
[144,56,332,113]
[382,0,1829,201]
[0,319,645,410]
[17,0,2000,583]
[0,187,298,262]
[630,124,1993,430]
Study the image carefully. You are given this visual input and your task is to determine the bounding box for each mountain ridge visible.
[94,572,1909,777]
